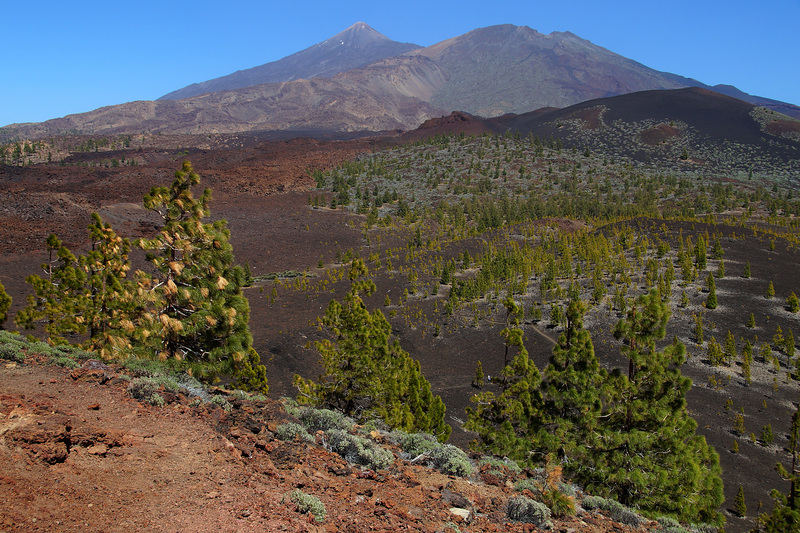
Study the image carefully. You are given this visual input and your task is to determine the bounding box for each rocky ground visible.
[1,355,666,533]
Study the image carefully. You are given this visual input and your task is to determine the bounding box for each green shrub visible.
[147,393,165,407]
[396,431,439,458]
[283,489,325,523]
[0,343,24,362]
[507,495,551,525]
[299,408,353,433]
[428,444,474,477]
[280,397,302,417]
[581,496,643,526]
[275,423,314,443]
[48,355,80,369]
[325,429,394,470]
[121,358,174,378]
[210,395,232,413]
[480,456,522,473]
[127,376,180,402]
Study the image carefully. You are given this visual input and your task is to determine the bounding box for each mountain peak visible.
[322,22,393,49]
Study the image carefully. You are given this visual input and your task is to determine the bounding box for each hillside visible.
[1,350,677,532]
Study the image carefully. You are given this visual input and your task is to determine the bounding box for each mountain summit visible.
[159,22,420,100]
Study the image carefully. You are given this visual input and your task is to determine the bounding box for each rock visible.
[86,443,108,456]
[449,507,471,522]
[442,489,471,509]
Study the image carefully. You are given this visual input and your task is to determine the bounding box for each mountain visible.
[3,23,799,141]
[410,25,799,119]
[159,22,421,100]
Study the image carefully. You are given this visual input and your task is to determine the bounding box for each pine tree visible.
[767,281,776,299]
[706,273,718,309]
[0,279,11,329]
[735,486,747,517]
[603,290,724,524]
[294,258,449,440]
[137,161,266,392]
[788,292,800,313]
[724,330,737,365]
[80,213,139,358]
[465,325,546,463]
[542,299,605,465]
[743,262,752,278]
[760,403,800,531]
[695,235,707,270]
[17,234,89,343]
[472,360,485,388]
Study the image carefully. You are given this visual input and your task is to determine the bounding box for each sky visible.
[3,0,798,127]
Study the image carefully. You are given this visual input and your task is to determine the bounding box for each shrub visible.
[283,489,325,523]
[396,431,439,458]
[121,358,174,378]
[581,496,643,526]
[127,376,180,402]
[0,343,24,362]
[325,429,393,470]
[299,408,353,433]
[428,444,474,477]
[280,397,302,417]
[210,395,232,413]
[507,495,551,525]
[480,456,522,474]
[275,423,314,443]
[48,355,80,369]
[147,393,165,407]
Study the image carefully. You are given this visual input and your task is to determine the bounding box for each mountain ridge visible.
[3,22,799,140]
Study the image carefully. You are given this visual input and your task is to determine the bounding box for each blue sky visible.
[3,0,798,127]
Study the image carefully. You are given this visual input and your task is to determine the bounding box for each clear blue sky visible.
[3,0,798,127]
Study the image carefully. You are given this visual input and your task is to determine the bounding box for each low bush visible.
[299,408,353,433]
[127,376,181,404]
[507,495,551,525]
[395,431,439,458]
[210,394,232,412]
[428,444,474,477]
[275,423,314,443]
[282,489,325,523]
[325,429,393,470]
[49,355,80,369]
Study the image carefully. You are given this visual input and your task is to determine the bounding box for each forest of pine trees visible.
[466,291,724,524]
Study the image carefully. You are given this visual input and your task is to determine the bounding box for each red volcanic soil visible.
[0,355,662,533]
[639,123,682,145]
[766,119,800,139]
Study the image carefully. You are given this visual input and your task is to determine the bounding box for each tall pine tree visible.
[465,325,547,464]
[294,258,449,441]
[600,289,724,524]
[541,298,606,467]
[136,161,266,392]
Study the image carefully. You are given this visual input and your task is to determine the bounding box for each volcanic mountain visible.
[159,22,421,100]
[2,23,798,140]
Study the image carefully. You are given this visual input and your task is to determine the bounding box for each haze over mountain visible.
[159,22,421,100]
[2,23,798,141]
